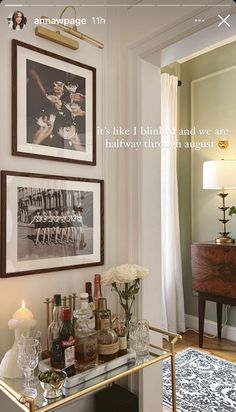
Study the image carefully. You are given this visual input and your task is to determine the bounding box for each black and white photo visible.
[1,171,104,277]
[17,187,91,261]
[26,60,86,152]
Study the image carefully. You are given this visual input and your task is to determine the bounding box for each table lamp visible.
[203,160,236,244]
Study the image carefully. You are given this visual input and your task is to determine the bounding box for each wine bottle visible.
[59,307,76,376]
[48,294,62,369]
[93,274,102,311]
[85,282,94,311]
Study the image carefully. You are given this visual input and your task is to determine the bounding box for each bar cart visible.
[0,326,181,412]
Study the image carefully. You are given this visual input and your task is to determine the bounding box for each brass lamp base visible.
[215,191,235,245]
[215,234,235,244]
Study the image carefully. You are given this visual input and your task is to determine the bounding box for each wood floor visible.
[162,330,236,411]
[168,329,236,361]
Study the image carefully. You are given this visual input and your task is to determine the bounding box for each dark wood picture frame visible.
[1,171,104,278]
[12,39,96,165]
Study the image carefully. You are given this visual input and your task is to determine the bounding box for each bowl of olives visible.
[38,369,67,399]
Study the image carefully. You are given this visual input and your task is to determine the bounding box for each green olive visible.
[39,369,63,383]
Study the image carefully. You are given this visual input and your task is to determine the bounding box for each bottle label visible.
[61,337,75,367]
[64,345,75,367]
[51,338,62,366]
[98,341,119,356]
[89,302,95,312]
[76,339,97,363]
[119,336,127,351]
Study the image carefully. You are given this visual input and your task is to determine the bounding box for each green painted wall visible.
[163,41,236,328]
[180,41,236,327]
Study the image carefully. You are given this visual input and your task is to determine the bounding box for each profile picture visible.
[8,11,27,30]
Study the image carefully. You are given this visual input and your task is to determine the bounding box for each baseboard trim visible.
[185,314,236,342]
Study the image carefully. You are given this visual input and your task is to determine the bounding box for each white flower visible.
[132,264,149,279]
[101,264,149,285]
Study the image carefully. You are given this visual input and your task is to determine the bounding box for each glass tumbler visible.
[129,319,150,359]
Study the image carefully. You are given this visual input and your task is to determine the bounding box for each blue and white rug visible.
[163,348,236,412]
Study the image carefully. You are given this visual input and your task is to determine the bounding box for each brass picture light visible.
[35,6,104,50]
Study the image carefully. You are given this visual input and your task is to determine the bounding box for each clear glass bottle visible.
[77,292,95,330]
[48,294,62,369]
[97,318,119,362]
[59,307,76,376]
[93,274,102,311]
[74,311,97,371]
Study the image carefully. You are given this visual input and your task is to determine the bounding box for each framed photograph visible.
[1,171,104,277]
[12,40,96,165]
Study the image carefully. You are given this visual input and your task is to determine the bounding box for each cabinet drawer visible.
[191,243,236,298]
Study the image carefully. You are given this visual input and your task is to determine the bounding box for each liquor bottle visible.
[95,298,111,330]
[74,310,97,371]
[97,318,119,362]
[80,292,89,310]
[85,282,94,311]
[117,319,128,356]
[93,274,102,311]
[78,292,95,329]
[59,307,76,376]
[48,294,62,369]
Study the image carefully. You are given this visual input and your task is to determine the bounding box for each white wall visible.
[0,1,107,358]
[0,3,120,411]
[138,58,162,412]
[121,3,217,49]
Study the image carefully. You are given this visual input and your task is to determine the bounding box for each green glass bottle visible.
[59,307,76,376]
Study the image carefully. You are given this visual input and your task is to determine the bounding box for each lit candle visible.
[0,301,37,378]
[12,300,34,321]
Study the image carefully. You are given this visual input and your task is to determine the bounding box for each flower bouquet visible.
[101,264,149,332]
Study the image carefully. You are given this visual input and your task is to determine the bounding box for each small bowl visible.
[38,369,67,399]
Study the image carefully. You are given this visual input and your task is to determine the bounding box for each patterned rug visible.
[163,348,236,412]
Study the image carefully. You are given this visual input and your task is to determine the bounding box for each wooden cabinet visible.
[191,242,236,347]
[192,243,236,298]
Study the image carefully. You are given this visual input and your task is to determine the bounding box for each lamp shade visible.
[203,160,236,189]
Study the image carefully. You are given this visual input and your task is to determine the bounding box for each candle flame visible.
[22,300,25,309]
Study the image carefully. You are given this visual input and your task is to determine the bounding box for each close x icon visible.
[218,14,231,28]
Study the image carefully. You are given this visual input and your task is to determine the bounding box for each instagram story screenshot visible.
[1,1,236,412]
